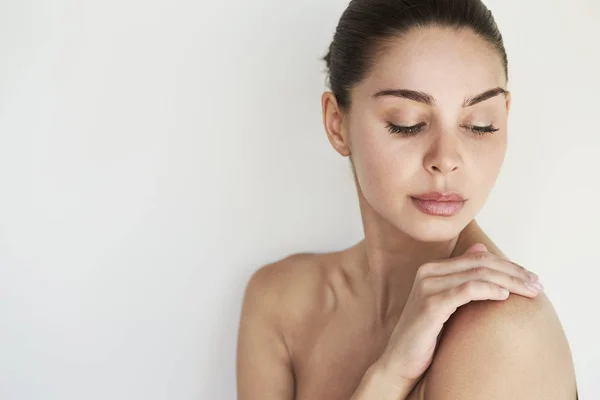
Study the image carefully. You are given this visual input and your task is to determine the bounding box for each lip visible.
[410,192,466,217]
[411,191,466,201]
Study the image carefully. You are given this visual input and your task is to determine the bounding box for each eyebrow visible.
[371,87,508,108]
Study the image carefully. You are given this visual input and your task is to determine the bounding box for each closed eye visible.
[386,122,499,136]
[386,122,426,136]
[463,124,500,134]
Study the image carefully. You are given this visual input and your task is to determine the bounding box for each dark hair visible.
[322,0,508,114]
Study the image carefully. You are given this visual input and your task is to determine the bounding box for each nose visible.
[423,131,463,175]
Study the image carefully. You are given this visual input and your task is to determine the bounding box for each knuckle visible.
[472,266,487,277]
[515,262,526,272]
[459,280,477,295]
[509,275,521,286]
[472,251,490,262]
[417,263,433,278]
[419,277,432,292]
[510,262,525,274]
[518,265,532,279]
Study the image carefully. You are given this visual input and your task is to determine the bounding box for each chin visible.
[397,210,470,243]
[400,198,480,242]
[404,222,462,243]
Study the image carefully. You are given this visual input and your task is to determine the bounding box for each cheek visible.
[350,126,384,174]
[351,131,417,200]
[353,144,389,196]
[470,136,507,189]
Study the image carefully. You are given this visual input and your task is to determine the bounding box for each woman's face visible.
[342,26,510,242]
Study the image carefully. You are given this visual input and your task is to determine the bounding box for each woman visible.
[236,0,578,398]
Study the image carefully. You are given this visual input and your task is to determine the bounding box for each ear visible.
[505,90,511,115]
[321,91,351,157]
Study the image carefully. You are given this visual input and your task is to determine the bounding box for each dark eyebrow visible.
[371,87,508,108]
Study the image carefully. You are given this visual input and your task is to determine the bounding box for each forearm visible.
[350,361,418,400]
[351,222,508,400]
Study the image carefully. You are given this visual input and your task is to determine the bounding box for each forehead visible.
[356,26,506,105]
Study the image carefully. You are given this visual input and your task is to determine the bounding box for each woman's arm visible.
[349,362,418,400]
[431,219,578,399]
[424,292,578,399]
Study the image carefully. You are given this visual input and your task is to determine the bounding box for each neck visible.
[348,180,467,324]
[351,231,461,324]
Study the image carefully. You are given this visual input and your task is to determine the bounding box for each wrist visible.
[363,360,418,399]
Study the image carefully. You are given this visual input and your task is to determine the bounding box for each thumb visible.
[465,243,488,254]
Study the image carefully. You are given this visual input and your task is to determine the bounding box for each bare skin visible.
[237,26,577,399]
[237,221,576,399]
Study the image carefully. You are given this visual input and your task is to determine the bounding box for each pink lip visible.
[410,192,466,217]
[412,191,465,201]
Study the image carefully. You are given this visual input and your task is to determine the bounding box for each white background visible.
[0,0,598,398]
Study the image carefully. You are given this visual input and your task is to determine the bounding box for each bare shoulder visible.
[237,253,333,399]
[242,252,335,334]
[424,292,578,399]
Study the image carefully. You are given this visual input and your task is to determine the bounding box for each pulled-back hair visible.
[322,0,508,113]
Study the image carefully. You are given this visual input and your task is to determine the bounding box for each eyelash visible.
[386,122,499,136]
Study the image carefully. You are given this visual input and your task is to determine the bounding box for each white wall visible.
[0,0,598,398]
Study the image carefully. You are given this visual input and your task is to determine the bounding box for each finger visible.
[464,243,488,253]
[463,243,539,282]
[508,259,539,281]
[423,267,542,298]
[420,251,535,283]
[434,281,510,320]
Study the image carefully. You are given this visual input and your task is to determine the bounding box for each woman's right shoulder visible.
[242,252,334,329]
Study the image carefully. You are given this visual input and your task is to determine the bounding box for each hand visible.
[377,243,543,382]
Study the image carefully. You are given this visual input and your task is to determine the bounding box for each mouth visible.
[410,196,466,217]
[411,191,466,202]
